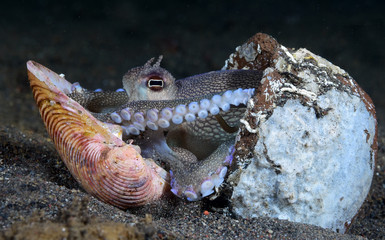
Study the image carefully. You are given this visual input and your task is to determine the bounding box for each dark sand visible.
[1,1,384,239]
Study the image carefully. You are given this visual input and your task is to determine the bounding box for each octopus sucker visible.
[27,60,169,208]
[27,56,262,205]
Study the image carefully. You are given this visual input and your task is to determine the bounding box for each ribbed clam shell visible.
[27,61,169,208]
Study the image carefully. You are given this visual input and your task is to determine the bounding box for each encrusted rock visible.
[224,33,377,233]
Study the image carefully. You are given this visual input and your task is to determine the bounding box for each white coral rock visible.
[225,34,377,233]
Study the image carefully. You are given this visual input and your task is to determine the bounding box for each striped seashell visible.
[27,61,169,208]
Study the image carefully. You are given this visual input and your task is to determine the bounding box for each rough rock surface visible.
[224,33,378,233]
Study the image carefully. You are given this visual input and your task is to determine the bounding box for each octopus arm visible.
[175,69,262,98]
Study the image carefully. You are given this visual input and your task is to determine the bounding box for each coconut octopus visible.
[27,56,261,208]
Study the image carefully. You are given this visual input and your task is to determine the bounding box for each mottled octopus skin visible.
[27,57,261,205]
[27,61,169,208]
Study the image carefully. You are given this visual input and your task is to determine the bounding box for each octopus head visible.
[123,56,177,101]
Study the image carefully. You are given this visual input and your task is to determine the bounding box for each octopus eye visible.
[147,76,164,91]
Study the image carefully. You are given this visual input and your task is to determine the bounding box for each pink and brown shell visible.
[27,61,169,208]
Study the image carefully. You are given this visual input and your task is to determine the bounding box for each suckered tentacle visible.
[92,88,255,136]
[169,141,235,201]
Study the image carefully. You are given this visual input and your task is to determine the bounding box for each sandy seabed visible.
[1,1,385,239]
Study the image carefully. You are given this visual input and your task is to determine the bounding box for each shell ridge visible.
[28,61,169,208]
